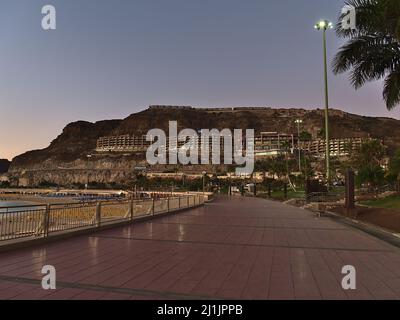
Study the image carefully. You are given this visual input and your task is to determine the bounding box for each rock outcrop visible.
[0,159,10,173]
[9,106,400,187]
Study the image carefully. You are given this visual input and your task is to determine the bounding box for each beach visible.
[0,194,77,206]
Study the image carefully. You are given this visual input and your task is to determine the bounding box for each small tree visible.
[270,155,287,180]
[356,165,385,190]
[299,131,312,141]
[387,149,400,190]
[255,159,272,181]
[351,140,387,190]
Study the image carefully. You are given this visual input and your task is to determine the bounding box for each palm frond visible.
[336,0,382,38]
[333,0,400,109]
[383,69,400,110]
[333,35,400,87]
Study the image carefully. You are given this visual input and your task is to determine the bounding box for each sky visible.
[0,0,398,160]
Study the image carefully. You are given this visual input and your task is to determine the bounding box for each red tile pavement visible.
[0,196,400,300]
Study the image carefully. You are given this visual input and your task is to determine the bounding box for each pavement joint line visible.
[0,275,220,300]
[147,221,347,231]
[177,215,316,221]
[189,214,314,218]
[90,234,394,253]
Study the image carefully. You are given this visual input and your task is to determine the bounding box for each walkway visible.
[1,196,400,300]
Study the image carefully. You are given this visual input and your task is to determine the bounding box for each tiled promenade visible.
[1,196,400,300]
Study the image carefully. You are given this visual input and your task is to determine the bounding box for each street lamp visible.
[86,154,92,190]
[295,119,303,172]
[314,19,333,187]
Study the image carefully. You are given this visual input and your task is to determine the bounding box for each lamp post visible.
[202,171,207,194]
[315,20,333,187]
[295,119,303,173]
[86,154,92,190]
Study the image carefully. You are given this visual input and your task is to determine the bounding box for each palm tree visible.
[333,0,400,110]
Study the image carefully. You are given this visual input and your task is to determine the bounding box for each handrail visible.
[0,204,47,210]
[0,194,206,243]
[305,192,345,203]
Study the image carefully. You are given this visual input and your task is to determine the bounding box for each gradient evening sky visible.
[0,0,398,160]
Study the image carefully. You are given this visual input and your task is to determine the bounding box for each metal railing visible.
[305,192,345,204]
[0,195,204,243]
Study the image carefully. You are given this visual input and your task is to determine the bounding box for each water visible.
[0,201,43,213]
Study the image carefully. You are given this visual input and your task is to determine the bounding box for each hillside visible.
[11,120,122,168]
[0,159,10,173]
[8,106,400,186]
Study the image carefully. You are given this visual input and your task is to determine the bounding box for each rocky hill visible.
[0,159,10,173]
[8,106,400,187]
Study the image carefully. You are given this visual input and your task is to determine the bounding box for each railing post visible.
[167,197,170,212]
[284,183,288,199]
[152,198,155,215]
[130,199,134,221]
[179,196,181,209]
[268,184,271,198]
[95,202,101,227]
[345,169,355,210]
[43,204,50,238]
